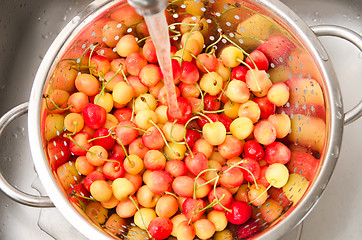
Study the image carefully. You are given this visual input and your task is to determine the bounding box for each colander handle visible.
[311,25,362,125]
[0,102,54,207]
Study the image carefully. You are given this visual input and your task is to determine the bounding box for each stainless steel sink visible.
[1,0,361,239]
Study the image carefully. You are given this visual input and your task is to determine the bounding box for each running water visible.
[143,11,182,118]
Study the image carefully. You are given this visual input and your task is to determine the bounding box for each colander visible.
[0,0,362,239]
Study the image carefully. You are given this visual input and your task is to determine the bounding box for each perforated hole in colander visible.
[42,0,326,239]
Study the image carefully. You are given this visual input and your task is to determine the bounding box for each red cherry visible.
[83,171,105,192]
[203,93,221,111]
[245,50,269,71]
[231,65,248,82]
[82,103,107,129]
[113,108,133,122]
[226,201,252,225]
[180,61,199,84]
[109,144,126,161]
[183,198,206,222]
[218,114,232,132]
[167,97,192,125]
[47,136,71,170]
[265,141,291,165]
[257,36,295,67]
[236,218,262,238]
[102,159,125,180]
[148,217,173,240]
[142,126,165,150]
[92,128,115,150]
[196,113,219,128]
[243,140,265,161]
[254,96,276,119]
[67,183,90,206]
[69,132,93,156]
[239,158,261,182]
[90,55,111,76]
[184,152,208,176]
[114,120,138,146]
[185,129,202,150]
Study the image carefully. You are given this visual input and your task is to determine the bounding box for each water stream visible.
[143,11,182,118]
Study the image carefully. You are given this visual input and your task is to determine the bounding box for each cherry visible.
[183,198,206,222]
[185,129,202,150]
[148,217,173,240]
[243,140,265,161]
[265,141,291,165]
[69,132,93,156]
[83,171,105,192]
[225,201,252,225]
[142,126,165,150]
[92,128,115,151]
[167,97,192,125]
[231,65,248,82]
[180,61,199,84]
[218,135,243,160]
[165,159,188,178]
[82,103,107,129]
[67,183,90,207]
[102,159,125,180]
[146,170,173,195]
[114,120,138,146]
[184,152,208,176]
[109,143,126,161]
[236,218,261,238]
[208,187,233,211]
[245,50,269,71]
[196,113,219,128]
[203,93,221,111]
[196,53,218,73]
[217,114,233,133]
[254,96,276,119]
[90,55,111,76]
[219,165,244,189]
[113,108,133,122]
[239,158,261,183]
[257,35,295,67]
[47,136,71,170]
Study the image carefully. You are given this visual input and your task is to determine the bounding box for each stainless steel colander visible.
[0,0,362,239]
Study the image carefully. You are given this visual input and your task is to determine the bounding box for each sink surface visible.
[0,0,361,239]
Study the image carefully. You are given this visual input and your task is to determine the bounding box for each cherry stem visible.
[148,119,181,158]
[119,68,130,85]
[95,67,122,104]
[212,176,232,212]
[164,191,179,199]
[65,134,96,156]
[87,127,116,143]
[43,95,71,112]
[127,20,145,28]
[180,24,198,67]
[128,195,151,237]
[117,140,133,167]
[249,180,276,205]
[74,42,97,72]
[205,34,223,53]
[193,168,218,199]
[88,43,99,76]
[195,111,214,124]
[169,120,186,145]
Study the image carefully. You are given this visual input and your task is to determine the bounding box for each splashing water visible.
[144,11,182,118]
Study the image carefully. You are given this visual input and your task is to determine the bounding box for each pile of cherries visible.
[43,4,315,240]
